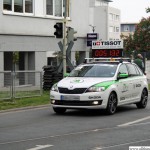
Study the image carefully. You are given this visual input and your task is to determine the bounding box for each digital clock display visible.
[92,49,123,58]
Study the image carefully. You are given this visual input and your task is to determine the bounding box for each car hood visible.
[57,77,114,89]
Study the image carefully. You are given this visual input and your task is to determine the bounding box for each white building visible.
[0,0,120,72]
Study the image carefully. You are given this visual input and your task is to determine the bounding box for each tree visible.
[120,33,135,56]
[122,16,150,54]
[146,7,150,13]
[133,17,150,52]
[12,51,19,71]
[121,8,150,58]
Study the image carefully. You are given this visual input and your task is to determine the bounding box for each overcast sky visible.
[109,0,150,23]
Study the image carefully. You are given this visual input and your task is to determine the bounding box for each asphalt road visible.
[0,99,150,150]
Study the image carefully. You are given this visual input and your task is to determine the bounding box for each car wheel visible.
[53,107,66,114]
[106,92,117,115]
[136,89,148,109]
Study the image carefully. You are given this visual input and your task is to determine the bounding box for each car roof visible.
[82,61,132,66]
[84,58,132,65]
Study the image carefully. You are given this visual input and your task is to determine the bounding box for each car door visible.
[126,63,144,101]
[117,64,133,104]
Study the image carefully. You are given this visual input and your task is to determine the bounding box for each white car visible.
[50,59,148,115]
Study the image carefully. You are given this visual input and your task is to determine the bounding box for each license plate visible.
[61,95,80,101]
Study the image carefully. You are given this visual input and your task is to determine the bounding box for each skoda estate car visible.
[50,59,148,115]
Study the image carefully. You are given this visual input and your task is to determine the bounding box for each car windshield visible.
[69,63,118,77]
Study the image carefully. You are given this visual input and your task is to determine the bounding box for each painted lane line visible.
[118,116,150,127]
[92,138,150,150]
[0,127,118,145]
[1,121,150,146]
[27,144,53,150]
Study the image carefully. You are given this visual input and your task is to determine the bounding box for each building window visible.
[95,0,108,6]
[115,15,119,21]
[109,26,113,32]
[3,0,33,14]
[46,0,70,17]
[46,0,53,15]
[25,0,33,13]
[116,27,119,32]
[124,25,130,32]
[109,13,113,20]
[55,0,62,17]
[3,0,12,11]
[14,0,23,13]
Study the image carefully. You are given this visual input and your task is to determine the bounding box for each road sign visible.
[87,33,98,47]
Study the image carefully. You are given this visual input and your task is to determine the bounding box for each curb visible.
[0,104,50,114]
[0,93,150,114]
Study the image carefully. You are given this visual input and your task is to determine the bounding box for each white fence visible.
[0,71,42,100]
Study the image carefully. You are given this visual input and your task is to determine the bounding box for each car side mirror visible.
[117,73,128,79]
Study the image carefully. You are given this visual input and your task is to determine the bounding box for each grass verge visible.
[0,85,150,111]
[0,91,50,111]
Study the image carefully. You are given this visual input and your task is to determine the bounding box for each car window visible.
[134,64,143,75]
[69,64,118,77]
[126,63,139,76]
[118,64,128,74]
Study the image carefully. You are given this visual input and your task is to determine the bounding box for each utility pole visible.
[63,0,68,76]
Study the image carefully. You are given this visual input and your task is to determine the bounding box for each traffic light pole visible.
[62,0,68,77]
[63,21,66,76]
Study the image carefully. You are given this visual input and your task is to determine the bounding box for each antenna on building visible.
[89,25,96,33]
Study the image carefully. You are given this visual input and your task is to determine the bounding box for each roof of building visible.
[104,0,113,2]
[121,22,138,25]
[99,0,113,2]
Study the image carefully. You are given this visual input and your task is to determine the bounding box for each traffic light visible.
[54,22,63,38]
[66,27,77,44]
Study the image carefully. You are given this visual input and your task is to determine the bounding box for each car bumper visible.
[50,91,108,109]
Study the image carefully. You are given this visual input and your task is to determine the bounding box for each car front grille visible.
[52,100,103,106]
[58,87,87,94]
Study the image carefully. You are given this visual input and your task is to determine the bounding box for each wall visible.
[0,0,90,38]
[94,6,107,40]
[69,0,90,37]
[0,35,60,52]
[108,7,120,40]
[0,0,119,71]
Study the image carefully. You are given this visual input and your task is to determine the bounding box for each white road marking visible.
[92,138,150,150]
[118,116,150,127]
[27,144,53,150]
[0,120,150,146]
[0,127,118,145]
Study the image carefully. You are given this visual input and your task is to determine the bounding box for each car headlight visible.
[51,83,58,92]
[86,86,106,92]
[86,81,116,93]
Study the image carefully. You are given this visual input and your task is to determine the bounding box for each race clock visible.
[92,49,123,58]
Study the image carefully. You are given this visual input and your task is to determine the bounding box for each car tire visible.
[136,89,148,109]
[53,107,66,114]
[106,92,117,115]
